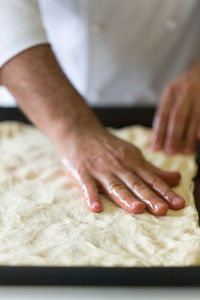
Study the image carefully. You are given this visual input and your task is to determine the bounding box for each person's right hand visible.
[57,126,185,216]
[0,45,185,217]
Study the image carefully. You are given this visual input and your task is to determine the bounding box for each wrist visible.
[51,114,107,155]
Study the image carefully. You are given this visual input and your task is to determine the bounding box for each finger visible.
[197,126,200,140]
[135,167,185,210]
[81,175,103,213]
[183,106,199,154]
[164,95,192,154]
[117,171,168,216]
[146,162,181,187]
[151,85,175,151]
[99,173,145,214]
[197,120,200,139]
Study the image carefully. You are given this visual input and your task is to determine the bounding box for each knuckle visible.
[77,164,88,176]
[173,111,185,123]
[183,82,193,94]
[87,157,108,174]
[109,182,117,189]
[82,176,92,186]
[146,195,157,202]
[78,171,93,187]
[90,154,125,174]
[111,156,128,172]
[112,156,124,170]
[109,181,123,191]
[130,178,144,189]
[165,83,175,97]
[150,176,163,187]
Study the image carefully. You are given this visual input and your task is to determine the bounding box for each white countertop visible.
[0,287,200,300]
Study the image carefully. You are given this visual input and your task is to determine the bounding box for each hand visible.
[58,128,185,216]
[0,45,185,216]
[151,62,200,154]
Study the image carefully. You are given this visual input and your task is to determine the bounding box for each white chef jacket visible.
[0,0,200,107]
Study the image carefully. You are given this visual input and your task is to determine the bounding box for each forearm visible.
[0,45,105,150]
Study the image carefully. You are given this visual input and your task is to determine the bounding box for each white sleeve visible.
[0,0,49,68]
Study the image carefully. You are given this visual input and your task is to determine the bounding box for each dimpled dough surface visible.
[0,122,200,266]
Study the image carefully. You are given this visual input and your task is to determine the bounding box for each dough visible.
[0,122,199,266]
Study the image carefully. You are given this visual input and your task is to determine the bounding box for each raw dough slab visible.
[0,122,199,266]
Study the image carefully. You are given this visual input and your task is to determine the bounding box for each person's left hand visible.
[151,62,200,154]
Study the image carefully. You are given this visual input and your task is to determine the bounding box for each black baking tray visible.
[0,106,200,286]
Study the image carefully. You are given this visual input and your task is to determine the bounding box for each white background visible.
[0,87,15,106]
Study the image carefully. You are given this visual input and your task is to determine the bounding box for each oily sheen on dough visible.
[0,121,200,267]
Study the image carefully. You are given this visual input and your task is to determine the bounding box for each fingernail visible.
[152,144,160,151]
[151,140,160,150]
[91,202,101,209]
[155,202,168,215]
[131,201,145,212]
[175,172,181,181]
[169,171,181,180]
[172,197,185,209]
